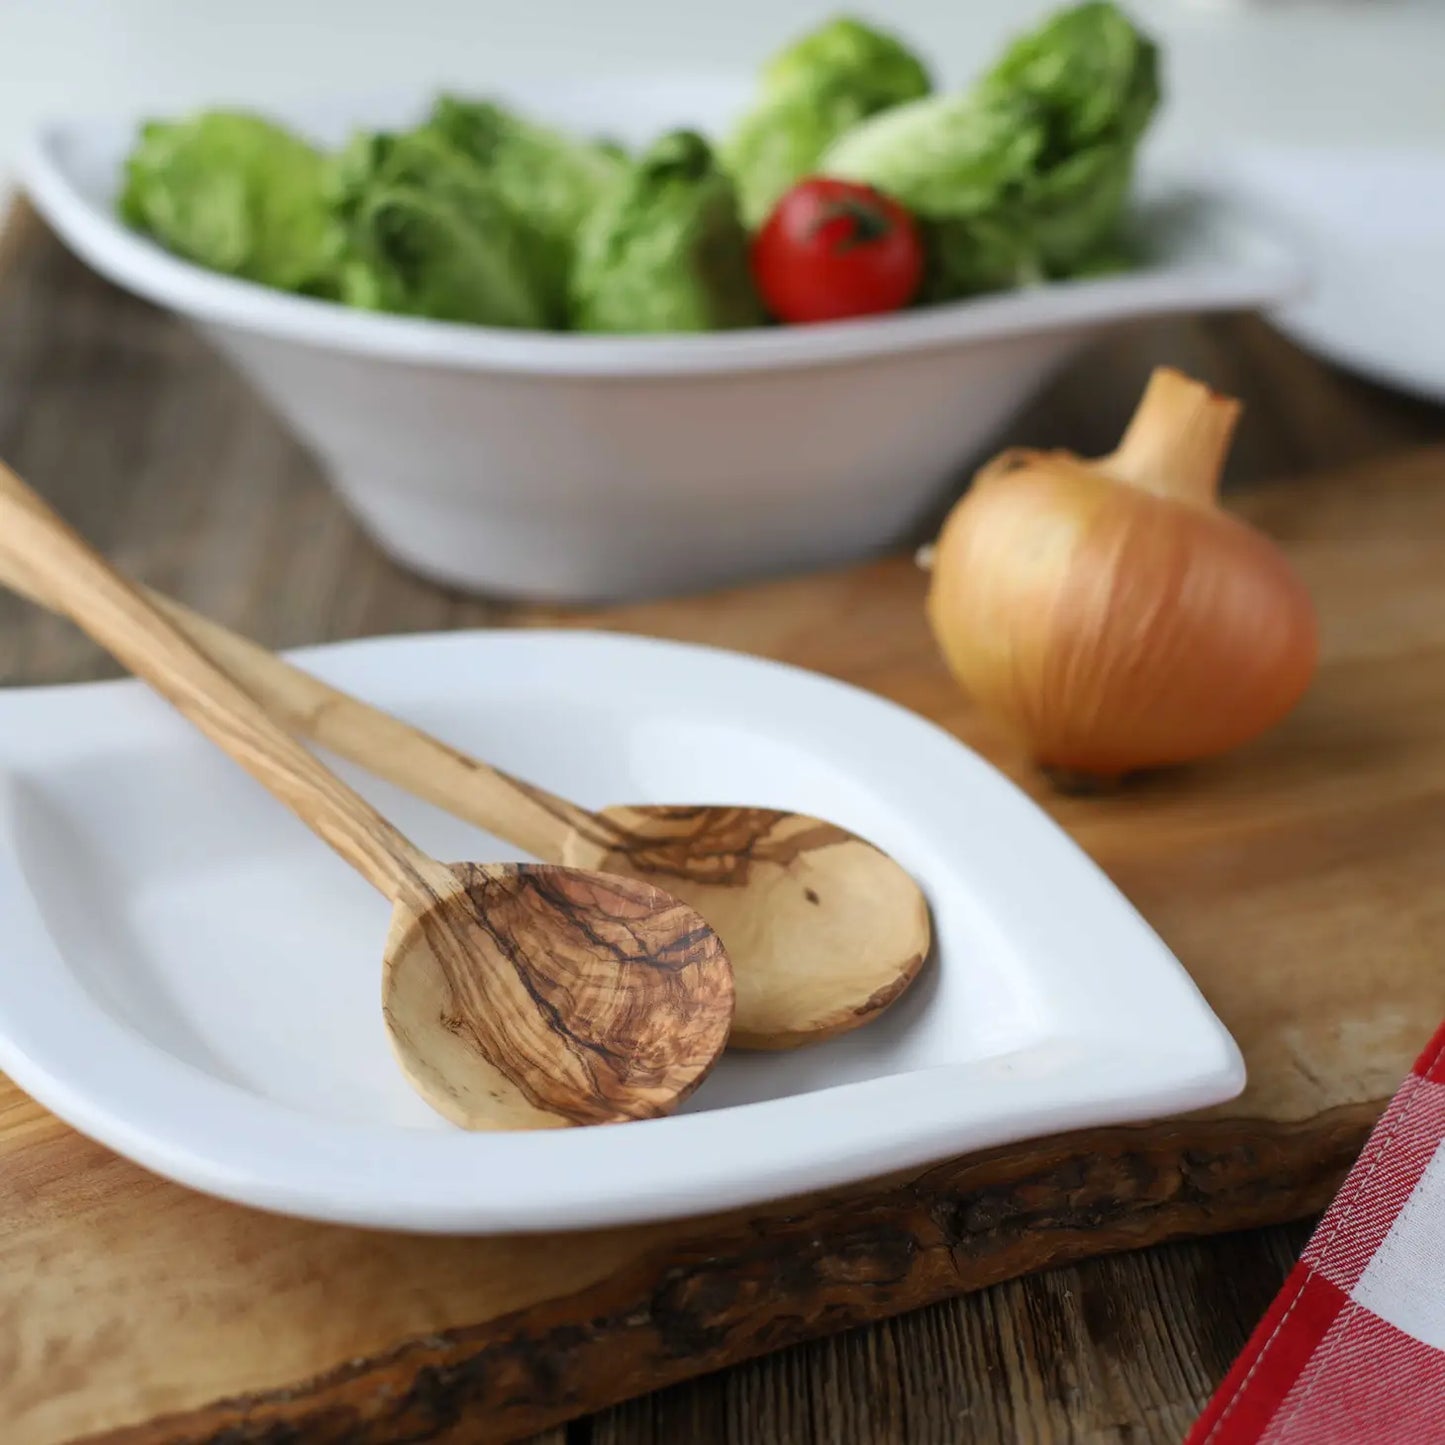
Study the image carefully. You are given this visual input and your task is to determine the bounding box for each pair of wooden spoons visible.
[0,460,931,1130]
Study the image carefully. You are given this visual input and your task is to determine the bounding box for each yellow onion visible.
[922,367,1318,784]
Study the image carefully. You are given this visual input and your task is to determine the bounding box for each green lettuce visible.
[119,111,340,293]
[821,1,1159,299]
[569,131,765,334]
[427,96,623,303]
[980,0,1159,157]
[331,127,548,328]
[823,92,1051,297]
[723,16,931,228]
[115,5,1159,332]
[979,0,1159,272]
[760,14,932,99]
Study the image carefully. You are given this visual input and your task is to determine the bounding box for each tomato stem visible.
[809,196,893,251]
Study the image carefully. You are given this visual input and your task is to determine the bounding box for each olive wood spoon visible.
[0,461,733,1128]
[0,536,929,1048]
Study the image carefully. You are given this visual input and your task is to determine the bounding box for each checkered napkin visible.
[1187,1022,1445,1444]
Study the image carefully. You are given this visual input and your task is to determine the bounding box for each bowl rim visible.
[19,85,1305,378]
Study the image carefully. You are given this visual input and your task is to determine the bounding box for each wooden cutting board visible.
[5,427,1445,1443]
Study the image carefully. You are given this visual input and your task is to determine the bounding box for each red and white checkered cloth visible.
[1187,1022,1445,1444]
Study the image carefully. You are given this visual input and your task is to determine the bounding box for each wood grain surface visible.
[2,201,1444,1445]
[384,861,735,1128]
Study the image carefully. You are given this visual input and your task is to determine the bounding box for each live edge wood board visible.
[8,456,1445,1445]
[4,206,1445,1442]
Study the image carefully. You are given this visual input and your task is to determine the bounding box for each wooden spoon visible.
[0,540,931,1048]
[0,461,734,1129]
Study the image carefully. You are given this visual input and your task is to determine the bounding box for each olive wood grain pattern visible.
[4,202,1445,1445]
[0,460,734,1131]
[566,804,929,1046]
[0,573,928,1049]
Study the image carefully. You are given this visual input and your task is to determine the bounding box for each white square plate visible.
[0,631,1243,1233]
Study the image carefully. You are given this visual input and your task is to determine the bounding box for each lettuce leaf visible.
[331,127,549,328]
[427,97,623,306]
[723,16,931,228]
[119,111,340,294]
[821,2,1159,299]
[570,131,764,334]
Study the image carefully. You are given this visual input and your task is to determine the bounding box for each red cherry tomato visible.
[752,177,924,326]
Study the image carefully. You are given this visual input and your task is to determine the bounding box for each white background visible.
[1,0,1443,202]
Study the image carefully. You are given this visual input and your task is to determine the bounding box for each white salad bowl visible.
[21,79,1302,603]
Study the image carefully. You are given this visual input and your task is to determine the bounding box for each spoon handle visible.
[0,460,445,903]
[0,526,599,864]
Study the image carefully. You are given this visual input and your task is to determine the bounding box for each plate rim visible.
[0,629,1245,1233]
[1222,142,1445,405]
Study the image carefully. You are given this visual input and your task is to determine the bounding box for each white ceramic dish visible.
[21,79,1302,603]
[0,629,1242,1234]
[1224,145,1445,405]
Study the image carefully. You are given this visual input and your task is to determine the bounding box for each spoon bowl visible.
[567,806,930,1048]
[384,862,733,1128]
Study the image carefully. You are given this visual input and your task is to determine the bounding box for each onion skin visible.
[924,382,1319,781]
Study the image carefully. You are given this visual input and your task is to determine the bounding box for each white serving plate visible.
[0,630,1242,1234]
[20,79,1302,603]
[1224,145,1445,405]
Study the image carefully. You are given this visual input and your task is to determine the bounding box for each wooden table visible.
[2,203,1443,1444]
